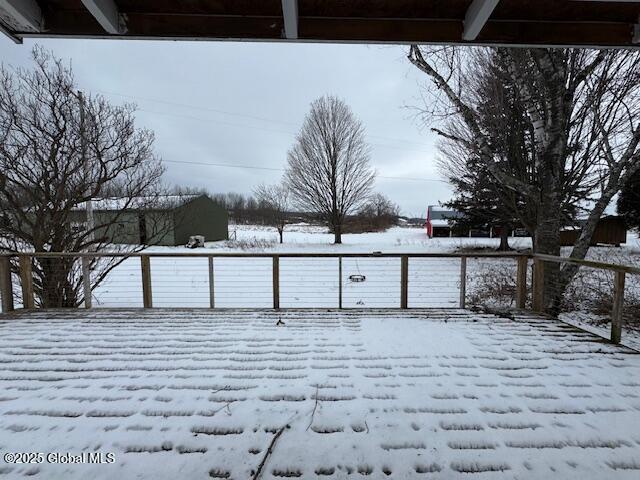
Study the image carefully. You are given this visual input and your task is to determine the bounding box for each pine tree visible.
[618,169,640,232]
[439,53,530,251]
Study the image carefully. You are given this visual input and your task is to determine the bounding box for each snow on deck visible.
[0,309,639,479]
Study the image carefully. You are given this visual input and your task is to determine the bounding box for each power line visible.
[97,89,436,151]
[139,108,295,136]
[139,106,434,155]
[96,89,446,184]
[163,159,282,172]
[161,159,446,183]
[97,89,296,127]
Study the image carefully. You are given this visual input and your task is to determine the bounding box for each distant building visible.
[424,206,464,238]
[72,194,228,246]
[424,205,527,239]
[425,205,625,245]
[560,216,627,246]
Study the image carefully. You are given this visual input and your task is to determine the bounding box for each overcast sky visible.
[0,38,451,218]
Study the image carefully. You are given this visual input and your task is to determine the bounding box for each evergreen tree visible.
[439,52,530,251]
[618,169,640,232]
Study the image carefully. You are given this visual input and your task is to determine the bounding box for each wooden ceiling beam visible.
[281,0,298,39]
[80,0,123,34]
[463,0,500,41]
[0,18,20,43]
[0,0,41,32]
[4,1,637,48]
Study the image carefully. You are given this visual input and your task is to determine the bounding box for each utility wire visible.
[139,107,435,155]
[161,159,447,183]
[97,89,436,150]
[97,89,447,183]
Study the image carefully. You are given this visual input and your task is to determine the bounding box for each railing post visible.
[81,257,92,309]
[141,255,152,308]
[400,255,408,309]
[516,256,528,309]
[208,256,215,309]
[532,257,545,312]
[459,256,467,308]
[611,270,625,344]
[338,256,342,309]
[19,256,34,310]
[272,255,280,309]
[0,256,14,313]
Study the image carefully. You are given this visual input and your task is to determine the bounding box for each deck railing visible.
[0,251,638,344]
[532,254,640,344]
[0,251,527,310]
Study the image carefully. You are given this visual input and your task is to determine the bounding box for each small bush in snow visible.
[224,237,276,251]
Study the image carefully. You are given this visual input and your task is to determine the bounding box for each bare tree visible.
[285,96,375,244]
[354,193,400,232]
[361,193,400,219]
[0,46,165,307]
[408,46,640,310]
[254,182,291,243]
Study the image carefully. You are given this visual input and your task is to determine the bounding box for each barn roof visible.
[1,1,639,47]
[428,206,464,221]
[74,195,200,212]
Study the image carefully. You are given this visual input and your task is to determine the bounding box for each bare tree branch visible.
[0,46,165,307]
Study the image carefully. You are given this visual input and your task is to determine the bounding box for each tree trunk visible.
[533,200,562,313]
[333,224,342,244]
[38,257,78,308]
[497,227,511,251]
[278,227,283,244]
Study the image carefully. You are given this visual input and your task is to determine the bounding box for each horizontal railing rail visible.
[534,253,640,275]
[0,252,529,259]
[531,253,639,345]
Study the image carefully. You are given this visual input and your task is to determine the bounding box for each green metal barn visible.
[72,195,228,246]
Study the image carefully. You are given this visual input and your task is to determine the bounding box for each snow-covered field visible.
[220,224,640,255]
[91,226,532,309]
[1,309,640,479]
[220,224,534,253]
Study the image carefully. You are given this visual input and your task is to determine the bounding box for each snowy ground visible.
[91,226,530,310]
[1,224,638,345]
[2,224,636,341]
[1,309,639,479]
[217,224,640,255]
[216,224,535,253]
[93,225,637,310]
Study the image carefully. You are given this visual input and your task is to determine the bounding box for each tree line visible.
[173,185,400,245]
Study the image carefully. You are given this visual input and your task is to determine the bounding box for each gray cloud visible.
[0,38,451,218]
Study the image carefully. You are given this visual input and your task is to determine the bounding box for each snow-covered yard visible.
[88,225,639,310]
[218,224,535,253]
[1,309,639,479]
[219,224,640,255]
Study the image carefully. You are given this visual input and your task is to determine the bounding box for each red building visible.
[424,206,463,238]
